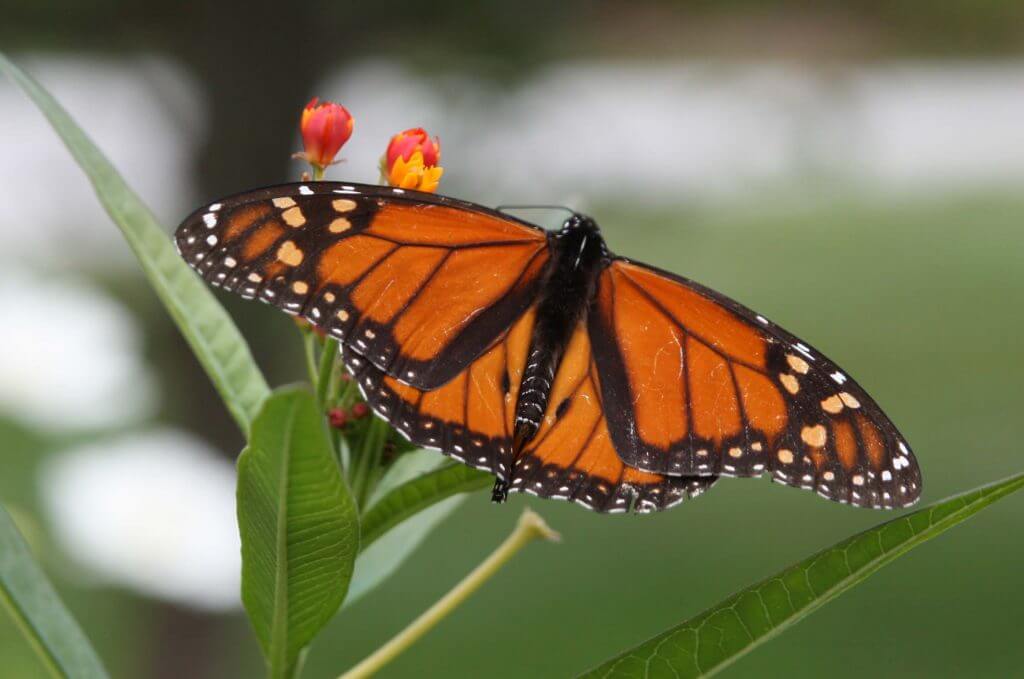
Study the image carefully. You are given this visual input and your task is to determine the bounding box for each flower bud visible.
[328,407,348,429]
[299,98,353,171]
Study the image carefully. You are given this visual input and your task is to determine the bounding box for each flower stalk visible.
[338,510,560,679]
[349,416,392,509]
[315,338,339,409]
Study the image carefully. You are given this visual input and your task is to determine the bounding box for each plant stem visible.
[301,330,318,386]
[338,509,560,679]
[316,338,339,408]
[336,377,358,409]
[349,417,390,507]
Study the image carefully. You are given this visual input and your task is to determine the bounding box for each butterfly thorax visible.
[511,215,607,459]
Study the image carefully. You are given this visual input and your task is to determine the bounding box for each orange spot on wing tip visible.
[281,206,306,227]
[332,198,357,213]
[800,424,827,448]
[786,353,810,374]
[276,240,304,266]
[821,394,844,414]
[839,392,861,409]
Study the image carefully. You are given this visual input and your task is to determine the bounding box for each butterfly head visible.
[558,213,600,237]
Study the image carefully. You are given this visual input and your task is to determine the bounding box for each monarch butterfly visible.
[176,182,921,514]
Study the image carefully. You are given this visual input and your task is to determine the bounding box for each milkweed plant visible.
[1,54,1023,679]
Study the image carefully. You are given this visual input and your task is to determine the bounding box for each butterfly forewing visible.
[589,259,922,509]
[175,183,550,389]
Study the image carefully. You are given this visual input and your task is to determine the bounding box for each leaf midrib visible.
[0,584,64,679]
[269,398,300,677]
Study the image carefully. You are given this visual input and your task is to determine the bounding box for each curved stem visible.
[316,338,339,408]
[349,417,390,507]
[338,509,560,679]
[300,330,318,386]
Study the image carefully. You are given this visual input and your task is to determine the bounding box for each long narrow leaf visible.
[0,53,269,435]
[360,462,491,550]
[583,472,1024,679]
[238,387,359,679]
[0,506,109,679]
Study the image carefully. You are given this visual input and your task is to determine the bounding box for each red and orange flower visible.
[381,127,443,193]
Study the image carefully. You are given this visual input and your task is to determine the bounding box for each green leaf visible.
[360,462,491,550]
[0,53,269,435]
[238,387,359,679]
[0,505,110,679]
[344,450,480,608]
[583,472,1024,679]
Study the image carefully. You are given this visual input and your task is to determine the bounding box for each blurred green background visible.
[2,2,1023,678]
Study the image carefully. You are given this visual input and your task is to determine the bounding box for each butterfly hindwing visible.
[345,308,717,514]
[589,259,921,509]
[511,318,716,512]
[175,182,551,389]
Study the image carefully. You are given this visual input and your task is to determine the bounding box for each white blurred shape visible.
[41,429,241,612]
[849,65,1024,184]
[0,269,154,430]
[320,60,1024,205]
[0,55,201,265]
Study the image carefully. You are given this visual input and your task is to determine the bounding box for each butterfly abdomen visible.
[511,216,607,457]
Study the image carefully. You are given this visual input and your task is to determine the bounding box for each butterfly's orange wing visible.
[589,259,921,509]
[175,183,550,389]
[345,308,716,513]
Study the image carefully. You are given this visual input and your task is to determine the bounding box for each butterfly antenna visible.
[496,204,577,216]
